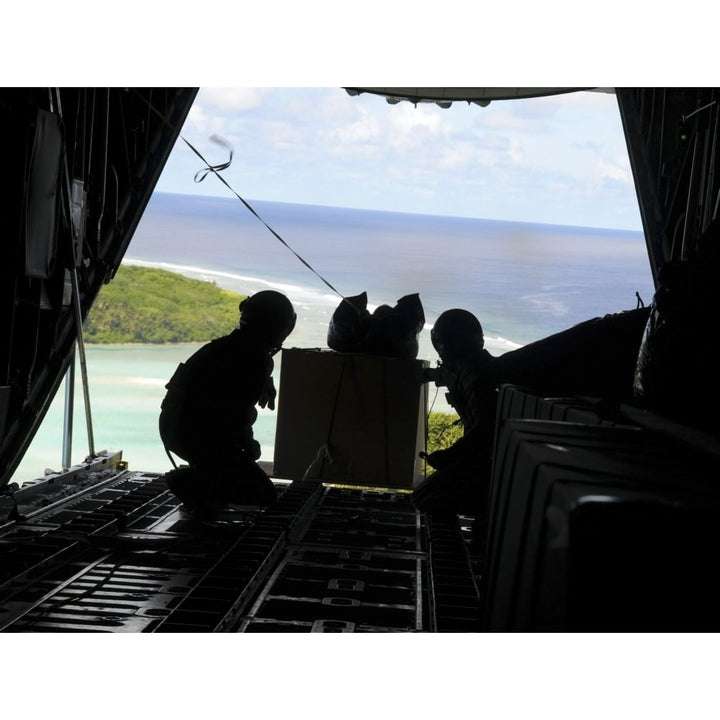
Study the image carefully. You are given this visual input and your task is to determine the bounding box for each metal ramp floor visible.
[0,466,482,632]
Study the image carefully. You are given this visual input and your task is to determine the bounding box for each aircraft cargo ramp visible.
[3,386,720,633]
[0,464,481,633]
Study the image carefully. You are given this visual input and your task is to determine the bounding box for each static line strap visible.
[124,90,345,300]
[182,135,346,300]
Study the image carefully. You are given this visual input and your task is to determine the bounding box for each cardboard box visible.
[273,349,428,488]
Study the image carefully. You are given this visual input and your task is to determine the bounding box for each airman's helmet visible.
[431,308,484,362]
[239,291,296,348]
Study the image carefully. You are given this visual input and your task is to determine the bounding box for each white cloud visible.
[543,89,618,109]
[388,103,443,134]
[508,138,524,164]
[183,88,274,139]
[261,120,308,149]
[598,156,633,184]
[182,105,228,143]
[330,106,381,144]
[325,101,446,159]
[437,141,477,170]
[479,106,550,133]
[198,87,271,112]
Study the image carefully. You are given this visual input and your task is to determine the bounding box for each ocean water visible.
[13,192,655,485]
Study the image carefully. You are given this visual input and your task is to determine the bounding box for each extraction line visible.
[182,135,347,302]
[133,91,348,303]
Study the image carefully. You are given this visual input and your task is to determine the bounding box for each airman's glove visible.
[258,377,277,410]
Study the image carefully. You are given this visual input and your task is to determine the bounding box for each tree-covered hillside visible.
[84,265,246,344]
[426,411,463,452]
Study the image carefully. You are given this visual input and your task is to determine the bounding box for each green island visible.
[84,265,246,344]
[85,264,463,452]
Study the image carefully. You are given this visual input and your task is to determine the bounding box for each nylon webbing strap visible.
[182,135,346,301]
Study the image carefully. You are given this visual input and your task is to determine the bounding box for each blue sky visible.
[156,87,643,231]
